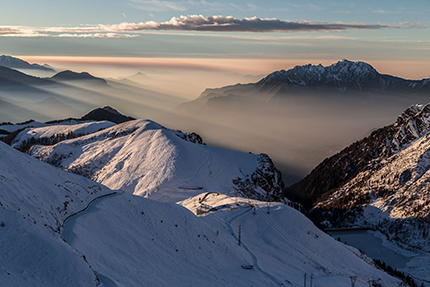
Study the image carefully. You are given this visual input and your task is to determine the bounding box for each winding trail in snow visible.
[62,192,119,228]
[61,191,123,287]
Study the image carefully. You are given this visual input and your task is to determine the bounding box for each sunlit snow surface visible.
[0,140,401,286]
[65,191,400,287]
[28,119,263,202]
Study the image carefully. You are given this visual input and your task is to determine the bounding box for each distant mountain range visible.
[0,57,186,123]
[0,55,55,72]
[0,65,107,87]
[199,59,430,101]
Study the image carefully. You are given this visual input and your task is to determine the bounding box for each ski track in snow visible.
[183,146,212,186]
[61,191,123,286]
[226,208,281,287]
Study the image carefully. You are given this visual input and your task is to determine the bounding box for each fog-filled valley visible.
[2,56,429,185]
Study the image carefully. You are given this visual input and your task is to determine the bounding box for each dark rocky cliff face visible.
[233,154,285,202]
[175,131,204,145]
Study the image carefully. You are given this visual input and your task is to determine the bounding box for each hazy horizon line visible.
[16,55,430,80]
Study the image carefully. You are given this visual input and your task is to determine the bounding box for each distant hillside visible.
[51,70,108,85]
[0,66,53,86]
[45,106,135,125]
[80,106,135,123]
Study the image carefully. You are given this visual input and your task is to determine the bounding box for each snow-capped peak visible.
[257,59,384,92]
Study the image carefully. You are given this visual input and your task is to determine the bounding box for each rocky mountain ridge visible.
[197,59,430,100]
[289,103,430,253]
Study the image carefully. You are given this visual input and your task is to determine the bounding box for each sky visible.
[1,0,430,79]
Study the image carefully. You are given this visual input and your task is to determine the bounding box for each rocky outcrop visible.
[233,154,285,202]
[175,130,204,144]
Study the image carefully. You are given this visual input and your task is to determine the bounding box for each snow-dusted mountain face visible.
[199,59,429,100]
[0,141,401,286]
[290,103,430,250]
[256,59,393,93]
[17,119,284,203]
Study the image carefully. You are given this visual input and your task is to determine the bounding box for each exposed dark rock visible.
[233,154,285,202]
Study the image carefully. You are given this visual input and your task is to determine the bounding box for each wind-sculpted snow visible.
[28,119,284,203]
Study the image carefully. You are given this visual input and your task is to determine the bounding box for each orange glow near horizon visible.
[20,55,430,80]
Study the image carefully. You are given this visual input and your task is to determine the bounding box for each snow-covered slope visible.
[64,190,401,287]
[0,140,401,286]
[0,141,112,286]
[27,119,284,202]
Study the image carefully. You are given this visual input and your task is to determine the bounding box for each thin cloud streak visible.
[58,33,138,38]
[106,15,397,32]
[130,0,187,11]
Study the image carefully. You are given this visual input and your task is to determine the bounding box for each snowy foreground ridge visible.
[0,141,401,286]
[26,119,284,202]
